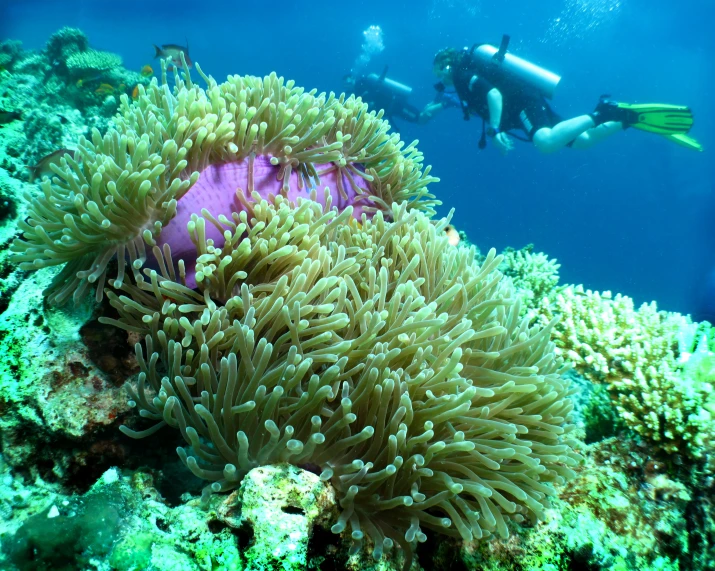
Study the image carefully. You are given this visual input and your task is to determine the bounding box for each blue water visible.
[3,0,714,315]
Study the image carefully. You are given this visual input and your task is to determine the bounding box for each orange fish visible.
[94,83,115,95]
[347,218,364,231]
[132,85,140,100]
[444,224,460,247]
[140,64,154,77]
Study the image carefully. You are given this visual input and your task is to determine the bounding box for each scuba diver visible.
[344,67,422,129]
[423,35,703,154]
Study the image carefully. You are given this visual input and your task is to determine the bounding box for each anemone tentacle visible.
[11,60,439,304]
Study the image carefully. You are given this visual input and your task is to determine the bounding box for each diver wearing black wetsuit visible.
[437,46,562,148]
[346,69,421,128]
[424,39,701,154]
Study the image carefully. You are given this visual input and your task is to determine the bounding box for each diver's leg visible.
[532,115,599,153]
[398,103,421,124]
[570,121,623,149]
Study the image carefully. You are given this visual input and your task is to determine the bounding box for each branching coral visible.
[105,195,580,560]
[499,245,560,315]
[10,64,438,305]
[538,286,715,458]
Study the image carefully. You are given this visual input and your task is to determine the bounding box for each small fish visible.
[444,224,460,247]
[27,148,77,183]
[347,218,363,231]
[94,83,115,95]
[0,109,22,125]
[140,64,154,77]
[153,42,193,69]
[132,85,140,100]
[75,72,106,88]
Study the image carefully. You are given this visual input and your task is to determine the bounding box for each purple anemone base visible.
[155,155,375,288]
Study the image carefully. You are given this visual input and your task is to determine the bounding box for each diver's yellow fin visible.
[618,102,694,135]
[663,133,704,152]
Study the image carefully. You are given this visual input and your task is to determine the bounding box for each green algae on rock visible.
[214,463,337,570]
[0,264,132,473]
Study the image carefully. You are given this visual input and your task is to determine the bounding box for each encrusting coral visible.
[11,57,438,305]
[9,59,580,564]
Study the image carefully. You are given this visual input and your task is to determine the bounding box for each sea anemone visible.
[10,57,438,303]
[105,193,580,561]
[11,60,579,564]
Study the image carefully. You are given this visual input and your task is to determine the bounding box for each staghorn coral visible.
[104,195,580,562]
[538,285,715,459]
[10,63,438,305]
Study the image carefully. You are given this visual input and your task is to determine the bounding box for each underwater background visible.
[3,0,714,315]
[2,1,715,571]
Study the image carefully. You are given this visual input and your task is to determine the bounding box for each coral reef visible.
[4,438,712,571]
[0,40,23,71]
[456,437,707,571]
[65,49,123,75]
[2,26,715,571]
[0,264,133,480]
[0,466,244,571]
[4,470,126,570]
[0,28,151,175]
[45,27,90,64]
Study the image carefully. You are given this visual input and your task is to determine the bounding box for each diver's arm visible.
[487,88,503,130]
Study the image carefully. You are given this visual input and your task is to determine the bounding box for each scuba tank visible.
[364,66,413,98]
[472,35,561,99]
